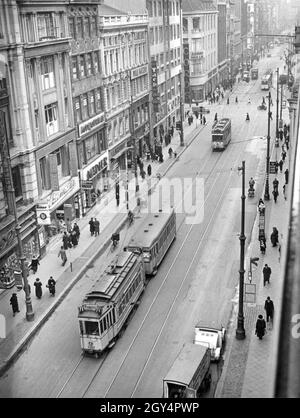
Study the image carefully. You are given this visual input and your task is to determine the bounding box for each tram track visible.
[55,91,266,398]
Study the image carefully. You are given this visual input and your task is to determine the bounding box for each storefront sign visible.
[36,206,51,225]
[78,113,105,137]
[38,177,80,213]
[81,151,108,181]
[131,64,148,80]
[151,59,159,112]
[183,42,191,104]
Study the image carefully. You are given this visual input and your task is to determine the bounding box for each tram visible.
[211,118,231,151]
[125,209,176,276]
[78,251,145,356]
[261,70,273,90]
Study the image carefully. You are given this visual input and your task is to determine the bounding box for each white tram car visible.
[125,210,176,276]
[78,251,145,356]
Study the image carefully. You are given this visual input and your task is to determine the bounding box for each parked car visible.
[194,322,226,362]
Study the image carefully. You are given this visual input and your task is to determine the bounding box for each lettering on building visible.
[151,59,159,112]
[78,113,105,137]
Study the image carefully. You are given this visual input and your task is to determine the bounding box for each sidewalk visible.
[215,136,291,398]
[0,111,207,376]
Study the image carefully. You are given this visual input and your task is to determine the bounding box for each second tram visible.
[125,209,176,276]
[261,70,273,90]
[211,118,232,151]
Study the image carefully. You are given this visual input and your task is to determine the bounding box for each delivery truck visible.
[163,343,211,398]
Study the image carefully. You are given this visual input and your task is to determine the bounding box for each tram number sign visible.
[269,161,277,174]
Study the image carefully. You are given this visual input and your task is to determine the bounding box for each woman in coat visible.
[34,278,42,299]
[30,256,40,274]
[71,231,78,247]
[255,315,266,340]
[10,293,20,316]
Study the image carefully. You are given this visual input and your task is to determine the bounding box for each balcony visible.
[99,13,148,28]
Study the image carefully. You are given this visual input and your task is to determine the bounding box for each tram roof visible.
[81,251,139,305]
[213,118,231,131]
[163,343,208,386]
[126,210,175,249]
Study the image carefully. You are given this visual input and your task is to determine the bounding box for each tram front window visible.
[143,251,151,262]
[85,321,99,335]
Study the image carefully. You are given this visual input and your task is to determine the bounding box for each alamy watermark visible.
[0,314,5,339]
[291,314,300,339]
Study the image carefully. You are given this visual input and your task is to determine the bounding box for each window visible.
[90,16,97,37]
[25,14,35,42]
[193,18,199,31]
[77,17,84,39]
[80,55,86,78]
[89,91,95,115]
[45,103,58,136]
[147,0,153,17]
[81,94,88,120]
[93,52,99,74]
[158,1,162,15]
[12,166,23,199]
[68,17,75,38]
[75,97,81,122]
[86,53,92,76]
[85,133,99,161]
[85,321,99,336]
[95,88,101,112]
[72,56,78,80]
[84,16,90,37]
[37,13,56,40]
[40,56,55,90]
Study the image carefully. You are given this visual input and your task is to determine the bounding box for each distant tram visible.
[78,251,145,356]
[125,209,176,276]
[261,70,273,90]
[211,118,231,151]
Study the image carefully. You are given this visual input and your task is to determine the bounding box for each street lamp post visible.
[264,91,271,201]
[236,160,246,340]
[276,67,279,140]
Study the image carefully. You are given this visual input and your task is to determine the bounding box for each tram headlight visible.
[143,252,151,262]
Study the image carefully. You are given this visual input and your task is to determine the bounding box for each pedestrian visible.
[71,230,78,247]
[29,255,40,274]
[214,113,218,122]
[278,159,283,173]
[262,96,266,104]
[272,189,278,203]
[58,246,67,266]
[273,178,279,193]
[203,116,206,125]
[285,137,289,150]
[275,161,279,174]
[62,231,69,250]
[235,96,238,103]
[227,97,229,104]
[73,223,80,241]
[284,168,289,185]
[34,278,42,299]
[255,314,266,340]
[248,97,251,104]
[283,184,287,200]
[264,297,274,325]
[10,293,20,316]
[47,276,56,296]
[258,198,265,214]
[168,147,173,158]
[246,113,250,121]
[270,227,279,247]
[94,218,100,236]
[147,164,152,176]
[89,218,95,236]
[67,232,72,248]
[281,150,286,161]
[263,264,272,286]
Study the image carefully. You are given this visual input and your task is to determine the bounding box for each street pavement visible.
[0,109,207,377]
[215,120,291,398]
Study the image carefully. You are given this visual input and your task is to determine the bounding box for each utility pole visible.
[264,91,271,201]
[0,111,34,321]
[236,160,246,340]
[276,67,279,140]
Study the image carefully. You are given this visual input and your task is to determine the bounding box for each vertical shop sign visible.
[183,43,191,104]
[49,154,59,191]
[151,59,159,113]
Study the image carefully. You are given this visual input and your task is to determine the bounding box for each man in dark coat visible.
[10,293,20,316]
[263,264,272,286]
[71,231,78,247]
[62,232,69,250]
[278,159,283,173]
[58,246,67,266]
[89,218,95,236]
[284,168,289,185]
[94,218,100,236]
[73,223,80,241]
[34,278,42,299]
[47,276,56,296]
[255,315,266,340]
[147,164,152,176]
[264,297,274,323]
[30,256,40,274]
[273,178,279,193]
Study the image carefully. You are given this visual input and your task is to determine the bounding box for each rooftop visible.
[182,0,217,13]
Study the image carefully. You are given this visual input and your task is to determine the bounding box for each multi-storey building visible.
[182,0,218,102]
[217,1,229,88]
[68,1,107,212]
[0,0,79,286]
[99,3,150,178]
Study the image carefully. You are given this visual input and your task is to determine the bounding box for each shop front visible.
[80,151,109,210]
[35,177,80,240]
[0,206,39,289]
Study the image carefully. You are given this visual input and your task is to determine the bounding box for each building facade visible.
[183,0,218,102]
[217,1,229,88]
[68,1,107,213]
